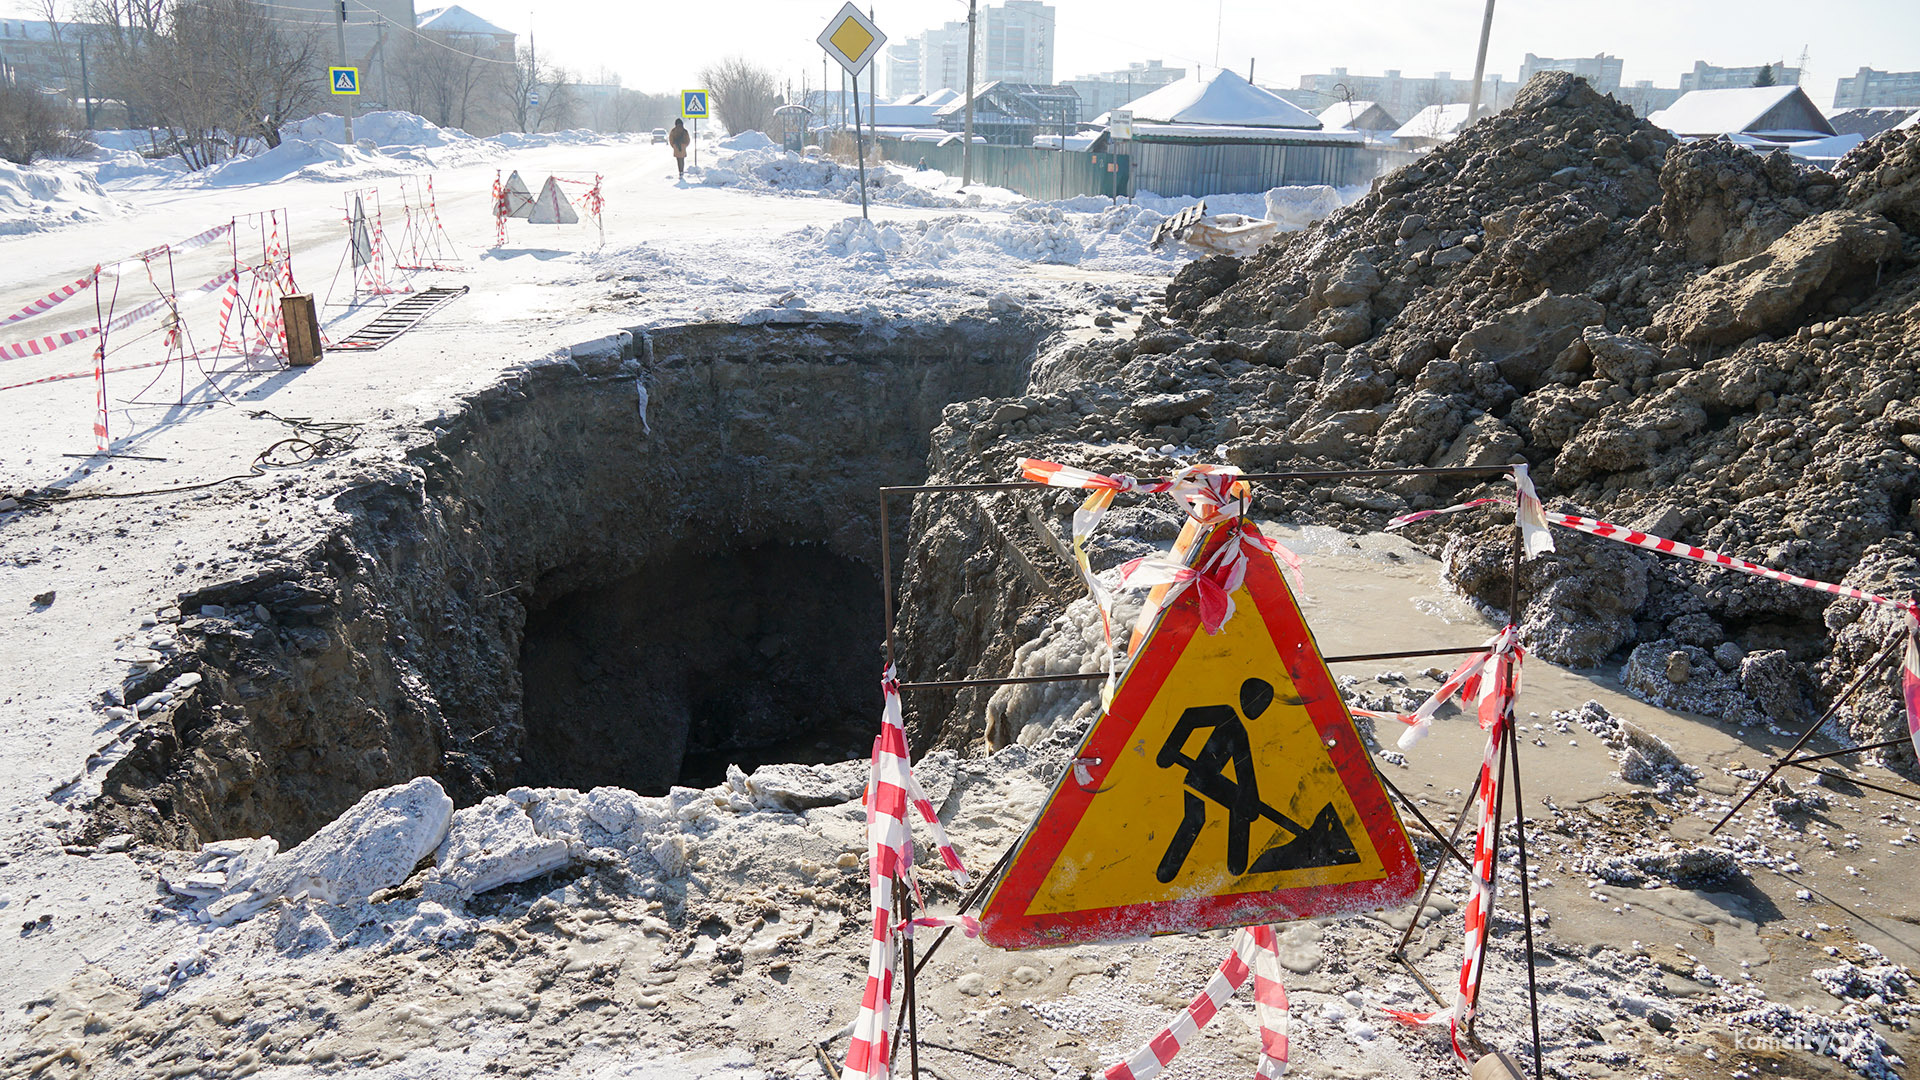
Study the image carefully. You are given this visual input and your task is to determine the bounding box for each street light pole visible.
[961,0,977,187]
[1467,0,1496,122]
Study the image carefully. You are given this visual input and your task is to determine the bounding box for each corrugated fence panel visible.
[875,139,1129,200]
[1126,139,1365,197]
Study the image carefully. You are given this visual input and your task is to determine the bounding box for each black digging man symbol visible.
[1153,677,1362,884]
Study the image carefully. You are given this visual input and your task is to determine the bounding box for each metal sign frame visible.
[977,514,1423,948]
[681,89,710,120]
[817,1,887,75]
[328,66,360,96]
[873,463,1548,1074]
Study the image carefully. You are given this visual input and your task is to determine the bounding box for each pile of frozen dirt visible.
[900,70,1920,762]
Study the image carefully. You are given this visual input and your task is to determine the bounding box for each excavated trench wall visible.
[93,317,1048,847]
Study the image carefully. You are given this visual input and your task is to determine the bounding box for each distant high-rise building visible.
[1296,67,1511,120]
[885,42,921,98]
[1679,60,1801,91]
[1063,59,1185,118]
[1832,67,1920,108]
[1615,81,1684,117]
[896,2,1054,99]
[980,1,1054,86]
[917,20,970,97]
[1518,53,1623,94]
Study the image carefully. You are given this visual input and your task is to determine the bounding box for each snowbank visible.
[717,130,776,151]
[0,160,120,234]
[282,110,475,148]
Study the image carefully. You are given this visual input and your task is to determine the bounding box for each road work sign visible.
[329,67,360,95]
[817,2,886,75]
[681,90,709,120]
[980,520,1422,949]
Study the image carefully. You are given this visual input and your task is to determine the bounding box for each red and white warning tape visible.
[0,267,237,364]
[1381,628,1521,1063]
[843,668,971,1080]
[1019,459,1305,701]
[0,272,96,327]
[0,356,175,393]
[1103,923,1291,1080]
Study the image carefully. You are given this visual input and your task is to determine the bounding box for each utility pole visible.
[78,32,93,129]
[961,0,977,186]
[334,0,354,142]
[376,27,390,108]
[1466,0,1496,123]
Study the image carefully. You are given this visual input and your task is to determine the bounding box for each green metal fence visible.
[875,138,1131,201]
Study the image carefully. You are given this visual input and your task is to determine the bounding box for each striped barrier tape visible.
[1906,611,1920,766]
[99,222,235,279]
[1103,923,1290,1080]
[1390,492,1920,765]
[0,356,175,393]
[0,266,238,363]
[0,272,96,328]
[843,667,971,1080]
[1382,627,1520,1065]
[1018,459,1303,701]
[0,222,237,337]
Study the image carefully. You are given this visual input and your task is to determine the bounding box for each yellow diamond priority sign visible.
[817,2,886,76]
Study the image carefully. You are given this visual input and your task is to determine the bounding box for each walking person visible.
[669,119,691,179]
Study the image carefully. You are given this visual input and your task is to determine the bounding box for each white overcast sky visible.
[18,1,1920,109]
[472,0,1914,108]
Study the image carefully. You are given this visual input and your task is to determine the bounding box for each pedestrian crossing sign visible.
[681,90,709,120]
[979,516,1423,949]
[329,66,360,96]
[817,2,887,76]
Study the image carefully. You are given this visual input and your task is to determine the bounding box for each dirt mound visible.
[912,71,1920,759]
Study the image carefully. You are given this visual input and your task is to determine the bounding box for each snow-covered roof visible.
[1120,69,1322,129]
[416,6,514,36]
[1647,86,1834,138]
[1821,106,1920,138]
[1128,122,1362,145]
[0,19,63,41]
[919,88,962,108]
[1902,110,1920,131]
[1317,100,1384,127]
[1392,103,1473,141]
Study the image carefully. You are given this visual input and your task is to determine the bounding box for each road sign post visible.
[816,2,886,221]
[682,89,709,170]
[329,65,360,145]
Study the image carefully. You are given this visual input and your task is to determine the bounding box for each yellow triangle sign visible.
[980,519,1423,948]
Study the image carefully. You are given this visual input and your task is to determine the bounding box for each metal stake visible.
[1712,632,1904,834]
[1504,705,1545,1080]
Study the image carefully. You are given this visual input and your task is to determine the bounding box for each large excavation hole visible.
[517,543,885,794]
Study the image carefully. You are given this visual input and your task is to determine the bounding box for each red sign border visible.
[980,520,1423,949]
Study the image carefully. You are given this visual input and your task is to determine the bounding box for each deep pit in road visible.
[89,316,1050,847]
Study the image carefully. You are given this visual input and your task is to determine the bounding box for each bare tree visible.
[394,35,487,131]
[698,56,779,136]
[71,0,320,164]
[188,0,323,149]
[0,82,80,163]
[498,46,577,133]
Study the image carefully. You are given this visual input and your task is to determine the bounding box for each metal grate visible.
[328,286,470,351]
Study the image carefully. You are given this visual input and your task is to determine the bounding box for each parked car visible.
[651,128,667,144]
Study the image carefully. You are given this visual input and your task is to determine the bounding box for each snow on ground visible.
[0,158,122,234]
